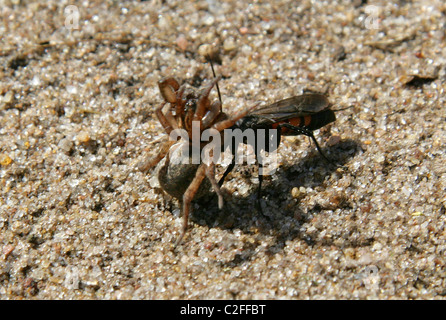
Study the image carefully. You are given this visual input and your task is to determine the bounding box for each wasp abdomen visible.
[272,109,336,134]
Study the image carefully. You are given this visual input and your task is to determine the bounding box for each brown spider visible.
[139,75,258,246]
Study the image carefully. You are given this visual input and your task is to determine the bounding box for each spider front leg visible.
[175,85,186,121]
[158,77,180,103]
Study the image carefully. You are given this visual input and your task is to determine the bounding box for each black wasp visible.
[219,93,336,199]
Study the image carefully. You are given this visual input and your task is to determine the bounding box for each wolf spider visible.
[139,74,258,246]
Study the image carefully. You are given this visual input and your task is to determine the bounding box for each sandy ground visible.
[0,0,445,299]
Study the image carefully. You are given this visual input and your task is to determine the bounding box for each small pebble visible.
[0,153,12,166]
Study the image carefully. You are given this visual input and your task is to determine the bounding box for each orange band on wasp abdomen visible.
[304,116,312,127]
[289,117,303,127]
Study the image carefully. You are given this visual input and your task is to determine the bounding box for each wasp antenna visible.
[207,54,222,105]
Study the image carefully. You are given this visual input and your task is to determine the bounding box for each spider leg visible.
[155,102,172,133]
[212,103,260,132]
[205,162,224,209]
[202,100,222,129]
[194,76,222,124]
[141,101,181,172]
[175,85,186,122]
[155,102,179,135]
[137,139,175,172]
[158,77,180,103]
[174,163,207,247]
[164,103,179,131]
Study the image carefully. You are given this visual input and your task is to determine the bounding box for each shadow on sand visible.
[189,138,363,264]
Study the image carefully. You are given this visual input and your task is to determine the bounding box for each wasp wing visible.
[251,94,330,123]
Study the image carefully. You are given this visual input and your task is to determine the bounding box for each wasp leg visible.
[218,155,235,187]
[276,123,333,164]
[257,161,264,212]
[214,103,263,185]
